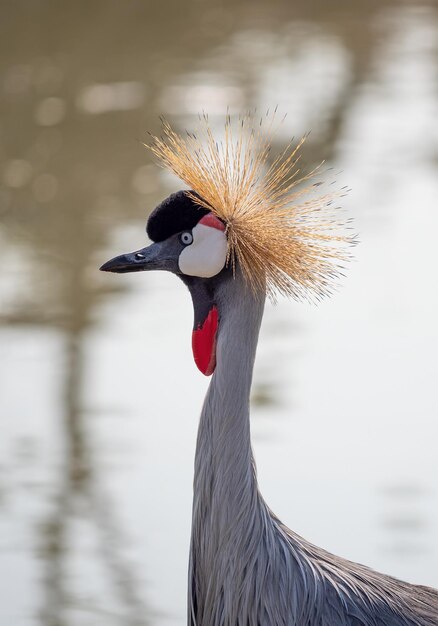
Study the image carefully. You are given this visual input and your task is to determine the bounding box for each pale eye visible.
[180,231,193,246]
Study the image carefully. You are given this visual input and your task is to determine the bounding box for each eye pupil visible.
[180,232,193,245]
[135,252,145,260]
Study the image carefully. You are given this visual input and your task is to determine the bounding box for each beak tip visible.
[99,253,131,273]
[99,260,113,272]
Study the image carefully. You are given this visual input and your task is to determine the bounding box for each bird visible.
[100,114,438,626]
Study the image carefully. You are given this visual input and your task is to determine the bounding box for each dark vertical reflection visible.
[36,247,151,624]
[379,484,429,558]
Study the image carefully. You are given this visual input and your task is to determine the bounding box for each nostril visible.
[135,253,146,260]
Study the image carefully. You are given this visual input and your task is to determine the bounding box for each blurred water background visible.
[1,1,438,625]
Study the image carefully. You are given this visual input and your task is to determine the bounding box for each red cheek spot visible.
[198,213,226,231]
[192,306,218,376]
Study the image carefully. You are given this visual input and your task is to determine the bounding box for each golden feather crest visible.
[146,112,355,302]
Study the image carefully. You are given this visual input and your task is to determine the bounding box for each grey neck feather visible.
[187,271,438,626]
[189,269,267,625]
[193,270,263,525]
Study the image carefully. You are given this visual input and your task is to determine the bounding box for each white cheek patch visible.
[179,222,228,278]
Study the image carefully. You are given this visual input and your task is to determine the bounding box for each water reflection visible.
[1,1,437,624]
[38,331,150,626]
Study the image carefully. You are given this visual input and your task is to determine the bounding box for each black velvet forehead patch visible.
[146,190,210,242]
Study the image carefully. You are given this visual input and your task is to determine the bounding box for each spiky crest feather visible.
[147,112,355,301]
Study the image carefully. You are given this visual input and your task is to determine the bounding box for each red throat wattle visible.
[192,306,218,376]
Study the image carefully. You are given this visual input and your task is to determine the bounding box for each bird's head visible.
[100,114,355,376]
[100,190,231,376]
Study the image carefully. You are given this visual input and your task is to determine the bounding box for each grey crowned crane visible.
[101,115,438,626]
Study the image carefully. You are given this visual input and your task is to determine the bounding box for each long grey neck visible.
[193,272,264,525]
[189,272,267,624]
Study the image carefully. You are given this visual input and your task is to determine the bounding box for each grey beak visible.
[100,242,175,274]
